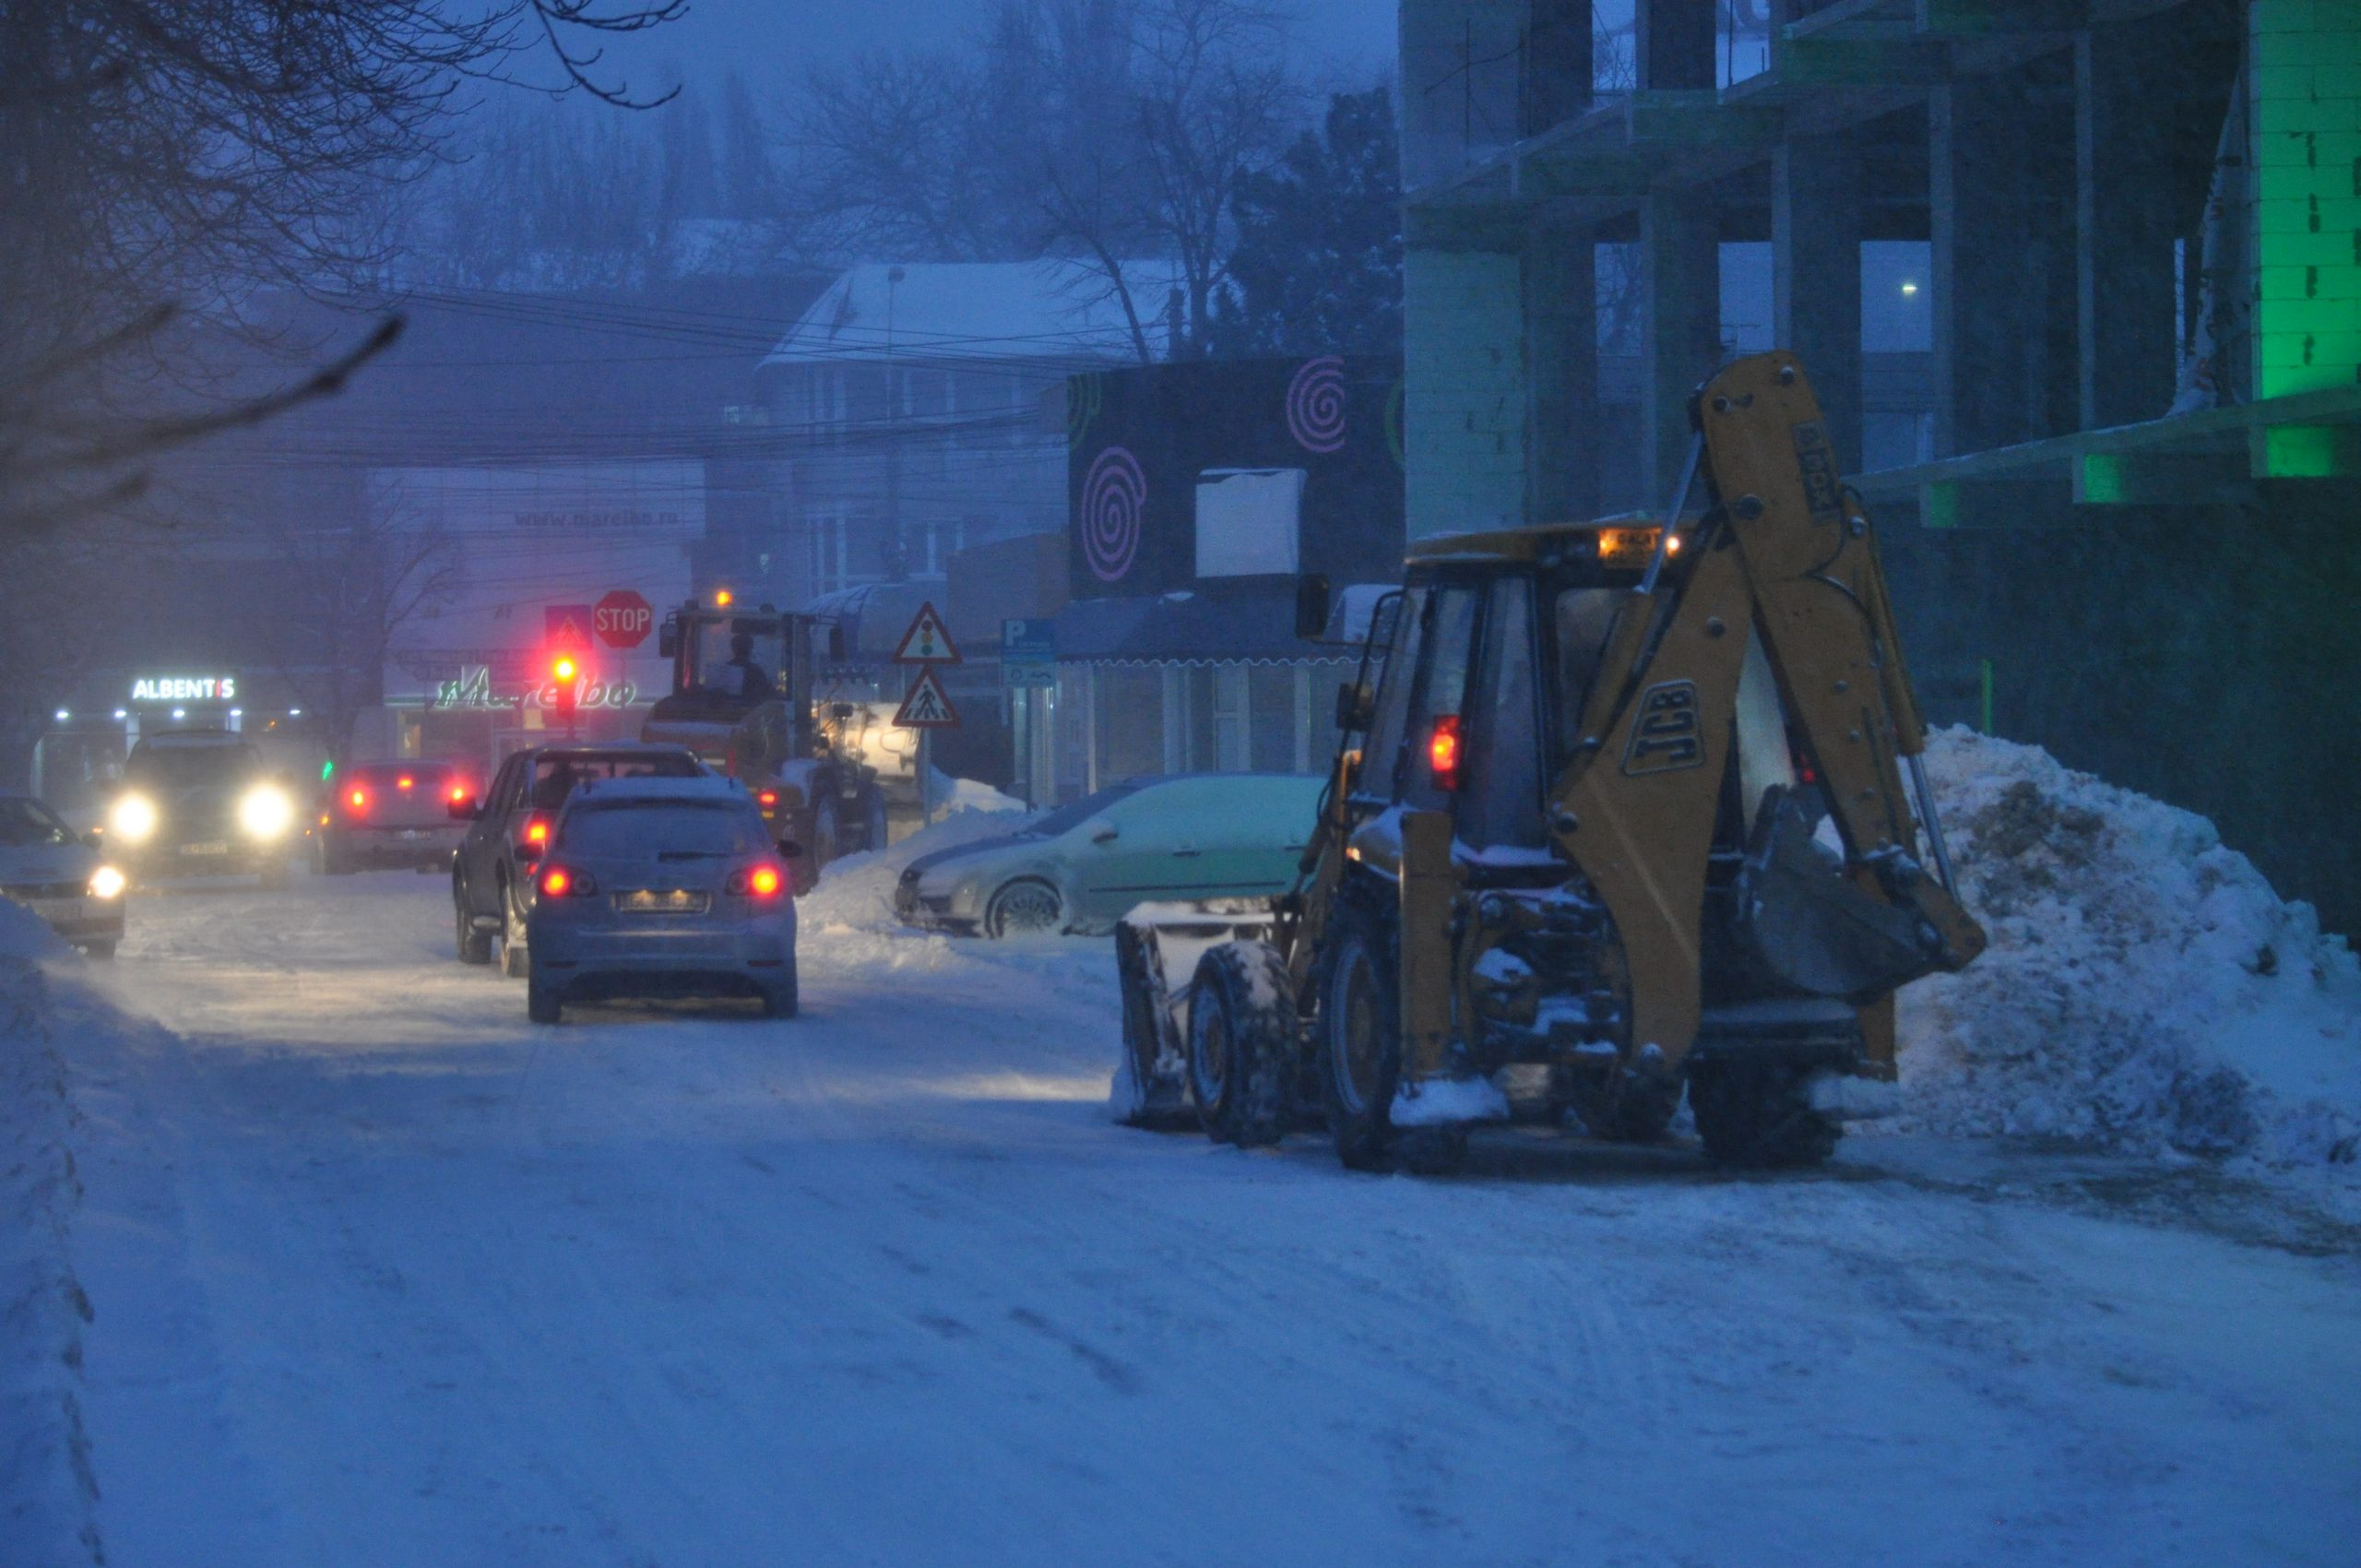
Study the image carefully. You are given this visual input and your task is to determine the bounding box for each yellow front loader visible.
[1111,351,1985,1171]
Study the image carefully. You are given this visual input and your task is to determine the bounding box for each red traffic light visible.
[552,655,578,683]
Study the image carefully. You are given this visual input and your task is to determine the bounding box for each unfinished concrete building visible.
[1397,0,2360,927]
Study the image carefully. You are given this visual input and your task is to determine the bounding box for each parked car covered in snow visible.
[893,773,1325,938]
[522,774,800,1024]
[0,791,127,956]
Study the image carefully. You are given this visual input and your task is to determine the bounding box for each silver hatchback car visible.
[523,776,799,1024]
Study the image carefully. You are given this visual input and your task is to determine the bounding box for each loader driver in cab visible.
[708,631,776,703]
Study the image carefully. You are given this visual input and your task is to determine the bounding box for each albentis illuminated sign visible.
[130,675,237,703]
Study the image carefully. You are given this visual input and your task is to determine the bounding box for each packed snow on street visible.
[6,733,2359,1567]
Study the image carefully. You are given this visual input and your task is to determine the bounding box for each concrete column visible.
[1640,188,1721,505]
[2077,27,2180,429]
[1524,224,1600,520]
[1404,246,1528,537]
[1774,132,1864,471]
[1637,0,1714,90]
[1931,70,2073,456]
[1522,0,1593,136]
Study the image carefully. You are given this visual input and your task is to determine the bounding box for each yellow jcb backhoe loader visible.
[1110,350,1986,1172]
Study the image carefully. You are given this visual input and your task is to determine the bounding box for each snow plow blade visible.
[1109,899,1283,1125]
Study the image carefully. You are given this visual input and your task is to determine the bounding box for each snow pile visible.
[0,900,102,1566]
[799,780,1030,933]
[1897,727,2361,1183]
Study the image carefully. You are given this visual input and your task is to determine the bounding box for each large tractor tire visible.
[1689,1060,1841,1170]
[1317,903,1404,1170]
[1185,940,1294,1147]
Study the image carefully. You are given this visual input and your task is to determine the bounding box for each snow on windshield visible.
[559,802,765,858]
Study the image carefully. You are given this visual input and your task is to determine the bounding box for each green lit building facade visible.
[1397,0,2361,929]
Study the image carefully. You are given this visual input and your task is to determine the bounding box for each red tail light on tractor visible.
[1428,714,1464,792]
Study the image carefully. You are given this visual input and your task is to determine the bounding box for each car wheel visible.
[527,980,561,1024]
[500,879,530,979]
[984,878,1062,938]
[762,962,800,1019]
[454,880,493,966]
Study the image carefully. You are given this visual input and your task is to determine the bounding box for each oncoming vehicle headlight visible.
[238,784,295,840]
[108,793,159,844]
[88,865,126,899]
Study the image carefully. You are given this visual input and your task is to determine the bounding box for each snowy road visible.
[59,868,2361,1566]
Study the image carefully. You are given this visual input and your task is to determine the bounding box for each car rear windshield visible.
[529,753,698,811]
[349,762,455,790]
[558,801,766,859]
[126,742,260,786]
[0,799,76,849]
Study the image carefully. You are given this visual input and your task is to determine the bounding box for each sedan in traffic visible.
[895,772,1324,938]
[523,775,798,1024]
[318,759,474,873]
[0,792,127,956]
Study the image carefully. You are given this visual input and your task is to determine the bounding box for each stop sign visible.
[595,589,654,649]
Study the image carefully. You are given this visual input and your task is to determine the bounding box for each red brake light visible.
[1429,714,1463,791]
[449,785,469,803]
[347,788,368,813]
[397,775,414,790]
[540,867,569,897]
[751,864,782,897]
[756,789,778,811]
[525,818,549,845]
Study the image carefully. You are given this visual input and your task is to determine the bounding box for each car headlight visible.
[109,794,158,844]
[238,785,294,840]
[88,865,126,899]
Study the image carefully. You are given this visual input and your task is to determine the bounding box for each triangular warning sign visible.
[892,600,963,665]
[545,603,594,648]
[893,666,962,729]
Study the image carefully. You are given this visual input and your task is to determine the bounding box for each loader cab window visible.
[693,618,787,703]
[1401,586,1480,811]
[1554,587,1623,751]
[1463,577,1547,849]
[1356,587,1426,802]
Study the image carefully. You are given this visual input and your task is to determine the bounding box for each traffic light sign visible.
[552,653,582,725]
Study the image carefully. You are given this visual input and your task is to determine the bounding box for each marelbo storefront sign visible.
[430,667,636,713]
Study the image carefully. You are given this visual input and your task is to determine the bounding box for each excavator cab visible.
[1114,351,1985,1173]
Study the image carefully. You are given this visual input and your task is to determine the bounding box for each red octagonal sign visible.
[595,589,654,649]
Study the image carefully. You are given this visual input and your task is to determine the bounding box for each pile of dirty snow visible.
[0,900,101,1566]
[798,780,1030,933]
[1895,728,2361,1190]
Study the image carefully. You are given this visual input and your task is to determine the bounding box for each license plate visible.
[181,841,231,856]
[614,889,709,914]
[398,829,424,840]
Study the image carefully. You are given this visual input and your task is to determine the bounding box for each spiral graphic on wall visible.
[1081,445,1147,583]
[1286,356,1349,454]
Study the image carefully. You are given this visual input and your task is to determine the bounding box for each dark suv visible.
[451,742,704,975]
[102,730,298,889]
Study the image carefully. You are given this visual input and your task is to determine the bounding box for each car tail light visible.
[397,775,414,791]
[1429,714,1463,791]
[726,863,789,899]
[448,784,469,803]
[346,788,369,814]
[756,789,778,813]
[540,865,596,897]
[524,817,549,846]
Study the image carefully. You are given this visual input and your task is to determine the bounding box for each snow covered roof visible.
[761,260,1184,368]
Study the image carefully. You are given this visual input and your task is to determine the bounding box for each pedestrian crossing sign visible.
[893,666,962,729]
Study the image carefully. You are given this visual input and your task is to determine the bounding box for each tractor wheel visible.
[1186,941,1294,1148]
[1571,1062,1684,1143]
[810,798,841,875]
[1317,904,1403,1171]
[985,878,1062,938]
[1111,924,1189,1128]
[454,882,492,966]
[1689,1060,1841,1170]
